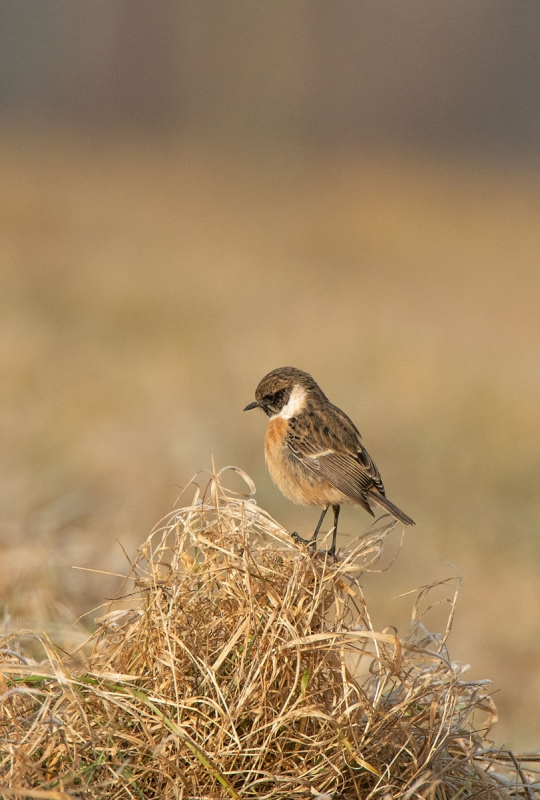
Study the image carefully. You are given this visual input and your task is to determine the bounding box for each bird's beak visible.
[243,401,259,411]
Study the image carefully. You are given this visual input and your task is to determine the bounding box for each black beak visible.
[243,401,259,411]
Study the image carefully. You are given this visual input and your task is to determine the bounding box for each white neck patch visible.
[271,384,307,420]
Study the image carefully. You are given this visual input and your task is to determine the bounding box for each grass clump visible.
[0,467,536,799]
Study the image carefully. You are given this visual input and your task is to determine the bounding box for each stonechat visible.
[244,366,415,556]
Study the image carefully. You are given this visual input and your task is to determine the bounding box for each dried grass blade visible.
[127,686,242,800]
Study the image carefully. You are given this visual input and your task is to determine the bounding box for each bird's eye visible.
[264,392,276,405]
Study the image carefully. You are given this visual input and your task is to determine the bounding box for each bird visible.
[244,366,414,557]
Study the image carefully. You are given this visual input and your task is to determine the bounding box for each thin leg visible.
[308,505,329,546]
[292,505,329,549]
[327,504,340,558]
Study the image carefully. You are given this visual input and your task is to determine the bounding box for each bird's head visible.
[244,367,323,419]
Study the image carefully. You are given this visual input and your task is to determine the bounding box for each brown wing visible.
[285,401,385,505]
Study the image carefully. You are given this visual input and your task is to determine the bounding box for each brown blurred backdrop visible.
[1,1,540,748]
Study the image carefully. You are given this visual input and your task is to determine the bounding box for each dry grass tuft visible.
[0,467,537,799]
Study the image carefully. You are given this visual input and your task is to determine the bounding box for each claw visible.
[326,547,338,563]
[291,531,317,550]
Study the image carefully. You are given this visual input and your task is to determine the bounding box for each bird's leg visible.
[308,505,329,547]
[327,504,340,559]
[291,505,329,550]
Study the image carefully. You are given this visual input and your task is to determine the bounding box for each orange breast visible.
[264,418,345,507]
[264,419,289,487]
[265,417,288,449]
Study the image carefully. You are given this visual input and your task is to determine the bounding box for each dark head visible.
[244,367,324,418]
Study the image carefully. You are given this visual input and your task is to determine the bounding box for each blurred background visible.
[1,0,540,748]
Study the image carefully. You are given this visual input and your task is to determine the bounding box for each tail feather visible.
[367,490,415,526]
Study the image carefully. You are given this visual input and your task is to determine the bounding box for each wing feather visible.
[282,398,414,524]
[286,428,385,506]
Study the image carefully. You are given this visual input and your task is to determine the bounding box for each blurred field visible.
[0,128,539,748]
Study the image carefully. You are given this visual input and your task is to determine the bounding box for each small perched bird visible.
[244,367,414,556]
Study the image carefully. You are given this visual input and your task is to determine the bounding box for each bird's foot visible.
[291,531,317,551]
[291,532,338,562]
[318,547,338,563]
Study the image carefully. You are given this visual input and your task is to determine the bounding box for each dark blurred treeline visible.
[1,0,540,151]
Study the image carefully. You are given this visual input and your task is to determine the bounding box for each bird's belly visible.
[264,418,345,506]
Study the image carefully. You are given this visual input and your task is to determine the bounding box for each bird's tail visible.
[368,490,415,526]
